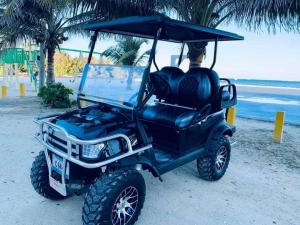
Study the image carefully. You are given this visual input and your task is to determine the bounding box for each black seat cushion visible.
[143,67,220,130]
[140,104,200,129]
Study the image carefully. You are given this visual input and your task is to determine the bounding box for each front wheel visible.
[82,169,146,225]
[197,135,231,181]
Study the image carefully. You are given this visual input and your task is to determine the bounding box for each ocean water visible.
[232,79,300,125]
[231,79,300,88]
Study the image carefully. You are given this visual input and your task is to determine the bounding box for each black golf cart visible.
[31,16,243,225]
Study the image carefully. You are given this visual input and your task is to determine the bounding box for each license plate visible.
[49,176,67,196]
[51,154,69,178]
[52,154,63,174]
[50,154,68,196]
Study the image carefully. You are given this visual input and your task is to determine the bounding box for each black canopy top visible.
[85,16,244,43]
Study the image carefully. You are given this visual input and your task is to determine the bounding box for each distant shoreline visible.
[230,78,300,89]
[236,84,300,96]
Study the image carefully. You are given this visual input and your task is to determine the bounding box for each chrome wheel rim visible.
[215,146,227,172]
[112,186,138,225]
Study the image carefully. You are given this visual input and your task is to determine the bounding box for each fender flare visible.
[206,121,234,150]
[118,154,162,181]
[139,161,162,180]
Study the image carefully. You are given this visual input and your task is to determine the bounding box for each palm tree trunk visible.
[189,54,205,68]
[39,42,46,90]
[47,47,55,83]
[187,42,207,68]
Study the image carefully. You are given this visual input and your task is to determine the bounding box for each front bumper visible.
[34,118,151,196]
[35,120,151,168]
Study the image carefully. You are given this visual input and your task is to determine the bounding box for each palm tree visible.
[0,0,159,85]
[102,37,150,89]
[72,0,157,19]
[160,0,300,67]
[0,0,99,84]
[102,37,150,65]
[73,0,300,67]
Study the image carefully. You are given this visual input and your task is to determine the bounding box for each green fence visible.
[0,48,39,64]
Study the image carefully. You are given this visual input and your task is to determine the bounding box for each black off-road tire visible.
[30,151,65,200]
[82,169,146,225]
[197,135,231,181]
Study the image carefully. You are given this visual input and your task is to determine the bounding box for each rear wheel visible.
[30,151,65,200]
[82,169,146,225]
[197,135,231,181]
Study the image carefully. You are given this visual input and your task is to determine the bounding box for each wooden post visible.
[1,85,7,97]
[227,107,236,125]
[20,83,25,97]
[273,112,285,143]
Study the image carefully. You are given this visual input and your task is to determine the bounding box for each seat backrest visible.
[150,67,220,109]
[150,67,183,103]
[183,67,220,108]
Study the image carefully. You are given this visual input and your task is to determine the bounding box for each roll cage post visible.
[177,43,185,67]
[135,27,162,145]
[153,53,160,71]
[88,31,99,63]
[136,27,162,110]
[77,31,99,108]
[210,37,219,70]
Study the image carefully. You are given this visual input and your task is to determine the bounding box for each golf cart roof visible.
[85,16,244,43]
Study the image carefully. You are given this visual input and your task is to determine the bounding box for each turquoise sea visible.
[231,79,300,125]
[231,79,300,88]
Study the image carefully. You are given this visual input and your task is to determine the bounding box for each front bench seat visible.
[140,67,219,130]
[141,104,199,129]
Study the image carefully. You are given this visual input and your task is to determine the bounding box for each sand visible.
[0,96,300,225]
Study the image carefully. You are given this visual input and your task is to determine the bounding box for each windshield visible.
[79,64,146,107]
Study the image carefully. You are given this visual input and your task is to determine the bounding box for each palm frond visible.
[232,0,300,32]
[102,37,150,66]
[72,0,158,18]
[134,49,151,66]
[163,0,300,32]
[102,46,124,64]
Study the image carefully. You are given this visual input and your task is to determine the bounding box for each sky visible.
[62,24,300,81]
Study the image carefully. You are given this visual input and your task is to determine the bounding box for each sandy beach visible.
[0,96,299,225]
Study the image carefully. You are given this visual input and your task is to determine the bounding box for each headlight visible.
[81,143,106,160]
